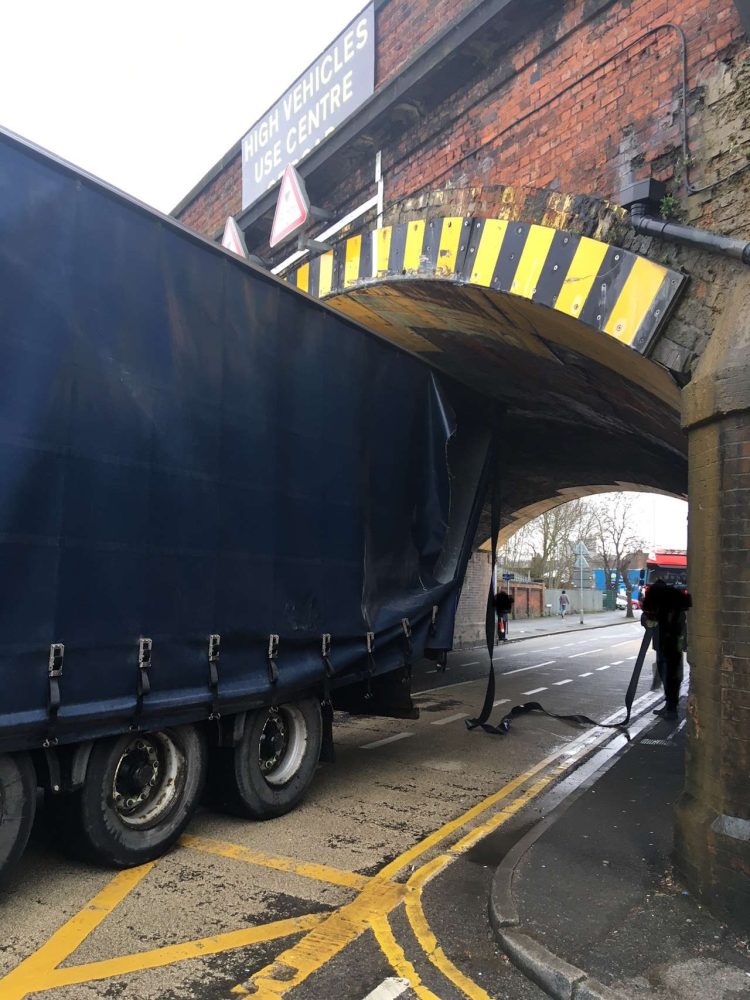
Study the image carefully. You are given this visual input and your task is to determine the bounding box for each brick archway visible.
[289,215,686,364]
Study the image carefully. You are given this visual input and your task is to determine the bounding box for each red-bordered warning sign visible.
[221,216,248,257]
[269,165,310,248]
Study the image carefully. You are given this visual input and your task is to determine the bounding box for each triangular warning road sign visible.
[221,216,248,257]
[269,164,310,249]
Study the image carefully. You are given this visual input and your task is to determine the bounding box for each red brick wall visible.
[453,549,491,648]
[330,0,747,225]
[176,0,748,250]
[178,160,237,239]
[375,0,464,85]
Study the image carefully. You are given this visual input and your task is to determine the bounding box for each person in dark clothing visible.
[640,579,692,719]
[495,589,514,641]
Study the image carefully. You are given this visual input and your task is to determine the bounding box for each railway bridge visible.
[175,0,750,927]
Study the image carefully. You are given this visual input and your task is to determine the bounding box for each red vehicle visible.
[639,549,688,597]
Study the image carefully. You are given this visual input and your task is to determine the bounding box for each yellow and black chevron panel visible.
[288,216,687,355]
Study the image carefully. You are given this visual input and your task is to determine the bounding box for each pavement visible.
[486,618,750,999]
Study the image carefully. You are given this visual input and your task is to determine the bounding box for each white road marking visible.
[569,648,604,658]
[611,660,624,665]
[553,679,573,686]
[611,639,636,648]
[522,687,548,695]
[362,979,411,1000]
[493,698,510,706]
[361,732,414,749]
[596,665,611,671]
[431,712,468,726]
[626,655,637,660]
[503,660,556,676]
[578,672,593,677]
[462,660,479,666]
[414,701,439,709]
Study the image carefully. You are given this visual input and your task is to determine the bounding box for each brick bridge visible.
[174,0,750,929]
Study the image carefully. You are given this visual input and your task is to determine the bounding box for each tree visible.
[497,493,646,614]
[497,499,596,587]
[590,495,645,618]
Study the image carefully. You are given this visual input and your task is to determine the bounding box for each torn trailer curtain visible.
[0,127,491,750]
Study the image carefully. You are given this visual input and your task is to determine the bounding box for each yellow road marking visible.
[2,724,613,999]
[232,880,407,997]
[181,834,371,890]
[401,765,569,998]
[377,746,561,881]
[405,856,492,1000]
[0,863,154,1000]
[27,914,324,993]
[230,750,566,997]
[371,913,442,1000]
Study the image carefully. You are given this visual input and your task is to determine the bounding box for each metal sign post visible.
[574,542,590,624]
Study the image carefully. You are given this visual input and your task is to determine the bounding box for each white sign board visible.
[241,4,375,210]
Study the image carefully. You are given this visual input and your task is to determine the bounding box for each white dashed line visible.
[578,672,593,677]
[504,660,556,676]
[361,733,414,749]
[596,665,611,671]
[362,978,410,1000]
[611,640,636,648]
[568,648,604,658]
[493,698,510,707]
[611,660,624,665]
[626,655,637,660]
[522,687,548,695]
[431,712,468,726]
[553,679,573,686]
[462,660,479,666]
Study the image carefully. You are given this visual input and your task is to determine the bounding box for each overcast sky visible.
[0,1,688,548]
[1,0,366,213]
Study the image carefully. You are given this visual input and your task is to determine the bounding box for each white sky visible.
[0,0,367,213]
[628,493,688,550]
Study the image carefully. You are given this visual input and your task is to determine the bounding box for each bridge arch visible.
[289,215,689,522]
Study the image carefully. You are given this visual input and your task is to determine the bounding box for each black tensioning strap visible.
[466,436,501,732]
[468,602,656,735]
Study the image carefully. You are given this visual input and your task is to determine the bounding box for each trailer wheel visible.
[0,752,36,879]
[63,725,206,867]
[214,700,322,820]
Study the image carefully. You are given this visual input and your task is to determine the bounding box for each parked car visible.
[616,593,640,610]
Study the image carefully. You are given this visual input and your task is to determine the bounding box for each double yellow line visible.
[0,715,627,1000]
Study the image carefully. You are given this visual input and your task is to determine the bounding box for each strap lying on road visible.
[467,627,654,736]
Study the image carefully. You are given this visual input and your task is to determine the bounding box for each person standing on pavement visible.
[640,579,692,719]
[494,589,514,640]
[559,590,570,619]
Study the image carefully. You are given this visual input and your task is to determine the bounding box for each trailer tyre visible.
[214,700,322,820]
[64,725,206,868]
[0,752,36,879]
